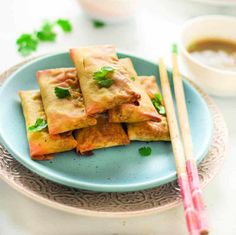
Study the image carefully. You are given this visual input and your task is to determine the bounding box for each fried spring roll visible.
[70,45,141,115]
[127,118,170,141]
[75,114,130,154]
[108,58,162,123]
[37,68,97,134]
[127,76,170,141]
[19,90,77,160]
[138,75,160,99]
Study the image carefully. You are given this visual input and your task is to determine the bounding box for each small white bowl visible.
[77,0,138,24]
[180,15,236,97]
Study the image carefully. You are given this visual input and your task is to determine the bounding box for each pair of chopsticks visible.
[159,45,208,235]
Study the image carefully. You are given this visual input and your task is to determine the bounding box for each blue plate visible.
[0,52,213,192]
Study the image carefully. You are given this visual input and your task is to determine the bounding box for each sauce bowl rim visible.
[180,15,236,76]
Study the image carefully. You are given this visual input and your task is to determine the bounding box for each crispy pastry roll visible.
[19,90,77,160]
[70,45,141,115]
[138,75,160,99]
[108,58,162,123]
[119,58,137,77]
[37,68,97,134]
[127,76,170,141]
[127,118,170,141]
[74,114,130,154]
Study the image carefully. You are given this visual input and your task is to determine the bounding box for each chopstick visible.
[159,58,199,235]
[172,44,209,235]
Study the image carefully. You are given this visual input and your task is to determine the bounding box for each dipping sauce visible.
[188,38,236,71]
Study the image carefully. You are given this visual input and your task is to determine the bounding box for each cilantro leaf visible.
[16,18,73,56]
[139,146,152,157]
[93,66,114,88]
[16,34,38,56]
[152,93,166,116]
[94,77,113,88]
[93,66,114,78]
[54,87,71,98]
[56,19,72,32]
[152,100,166,115]
[101,66,113,72]
[158,105,166,115]
[36,22,56,41]
[154,93,162,103]
[130,77,135,81]
[92,20,105,28]
[172,43,178,54]
[28,118,48,132]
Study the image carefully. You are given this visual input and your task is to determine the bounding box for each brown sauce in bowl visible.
[188,38,236,71]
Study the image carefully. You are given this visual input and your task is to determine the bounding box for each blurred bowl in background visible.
[77,0,138,24]
[180,15,236,97]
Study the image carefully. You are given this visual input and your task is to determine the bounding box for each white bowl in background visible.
[180,15,236,97]
[77,0,138,24]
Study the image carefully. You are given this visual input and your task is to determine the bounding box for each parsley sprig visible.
[16,19,72,56]
[28,118,48,132]
[56,19,72,32]
[152,93,166,115]
[92,20,106,28]
[54,87,71,98]
[139,146,152,157]
[93,66,114,88]
[172,43,178,54]
[16,34,38,56]
[36,22,57,42]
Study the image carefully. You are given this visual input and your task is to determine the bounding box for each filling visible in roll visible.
[70,45,141,115]
[109,58,162,123]
[37,68,97,134]
[127,76,170,141]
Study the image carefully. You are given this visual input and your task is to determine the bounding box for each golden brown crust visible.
[128,120,170,141]
[108,58,162,123]
[74,114,130,153]
[37,68,97,134]
[127,76,170,141]
[118,58,137,77]
[19,90,77,159]
[138,75,161,99]
[70,45,141,116]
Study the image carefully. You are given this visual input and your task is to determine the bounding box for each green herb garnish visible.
[36,22,56,41]
[139,146,152,157]
[16,34,38,56]
[55,87,71,98]
[16,19,72,56]
[56,19,72,32]
[94,77,113,88]
[172,43,178,54]
[154,93,162,103]
[28,118,48,132]
[152,93,166,115]
[130,77,135,81]
[92,20,105,28]
[93,66,114,88]
[157,105,166,115]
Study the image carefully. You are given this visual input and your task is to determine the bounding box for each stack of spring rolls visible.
[19,45,170,160]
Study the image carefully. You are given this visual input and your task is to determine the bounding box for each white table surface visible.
[0,0,236,234]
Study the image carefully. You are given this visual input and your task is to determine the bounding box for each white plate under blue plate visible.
[0,52,213,192]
